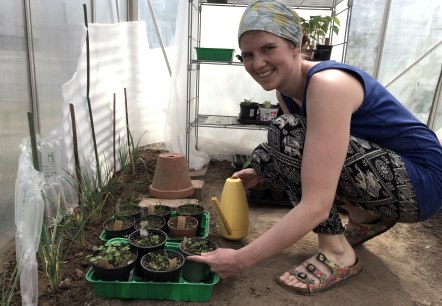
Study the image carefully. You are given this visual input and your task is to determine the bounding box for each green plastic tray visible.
[86,242,220,301]
[99,211,210,242]
[195,47,234,61]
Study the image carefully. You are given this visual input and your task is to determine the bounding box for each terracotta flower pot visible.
[167,216,198,238]
[149,153,195,199]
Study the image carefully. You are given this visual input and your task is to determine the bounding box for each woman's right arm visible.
[231,168,263,189]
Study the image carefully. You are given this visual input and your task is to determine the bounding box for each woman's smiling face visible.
[239,30,298,92]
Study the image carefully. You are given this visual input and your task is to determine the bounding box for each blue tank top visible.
[281,61,442,220]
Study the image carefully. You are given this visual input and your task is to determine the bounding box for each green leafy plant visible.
[131,232,163,247]
[261,100,274,108]
[181,238,216,255]
[142,250,183,271]
[88,242,135,268]
[300,15,340,46]
[240,98,254,105]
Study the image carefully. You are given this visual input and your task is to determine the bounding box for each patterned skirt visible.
[250,114,419,235]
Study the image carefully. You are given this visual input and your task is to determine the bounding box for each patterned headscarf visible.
[238,0,302,47]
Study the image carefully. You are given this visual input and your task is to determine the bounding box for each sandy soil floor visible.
[3,148,441,306]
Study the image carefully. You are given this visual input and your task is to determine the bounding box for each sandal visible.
[275,252,363,296]
[345,219,396,247]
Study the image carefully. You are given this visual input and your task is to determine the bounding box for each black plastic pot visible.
[140,249,185,282]
[313,44,333,61]
[239,102,260,120]
[154,205,173,222]
[103,216,136,239]
[248,186,268,199]
[116,203,144,220]
[129,229,167,277]
[134,214,167,232]
[92,248,137,281]
[179,238,218,282]
[270,188,287,201]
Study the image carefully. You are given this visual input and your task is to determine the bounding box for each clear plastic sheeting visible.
[15,128,78,306]
[62,21,161,182]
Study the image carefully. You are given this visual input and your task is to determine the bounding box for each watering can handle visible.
[211,197,233,235]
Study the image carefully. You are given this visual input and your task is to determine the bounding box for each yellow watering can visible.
[211,177,249,240]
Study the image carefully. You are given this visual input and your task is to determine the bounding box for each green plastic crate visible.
[99,211,210,242]
[195,47,234,61]
[86,242,220,301]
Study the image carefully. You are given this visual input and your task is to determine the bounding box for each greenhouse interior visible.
[1,0,441,305]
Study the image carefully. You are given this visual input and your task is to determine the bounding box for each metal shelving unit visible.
[186,0,351,161]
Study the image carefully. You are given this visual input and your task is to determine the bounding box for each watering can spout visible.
[211,177,250,240]
[212,197,233,235]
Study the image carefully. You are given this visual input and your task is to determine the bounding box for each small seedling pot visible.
[179,237,218,282]
[90,239,138,281]
[103,216,136,239]
[167,216,198,238]
[154,204,173,222]
[140,249,185,282]
[115,202,144,220]
[248,185,268,200]
[176,203,204,230]
[134,214,167,232]
[128,229,167,277]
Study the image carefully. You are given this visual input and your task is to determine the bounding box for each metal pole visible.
[115,0,120,22]
[373,0,391,79]
[24,0,40,133]
[385,40,442,88]
[146,0,172,76]
[427,65,442,129]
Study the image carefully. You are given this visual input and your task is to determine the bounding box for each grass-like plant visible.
[1,255,23,306]
[38,197,64,293]
[117,130,150,181]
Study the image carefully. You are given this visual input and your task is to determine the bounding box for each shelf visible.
[201,0,345,9]
[190,60,243,66]
[190,115,269,130]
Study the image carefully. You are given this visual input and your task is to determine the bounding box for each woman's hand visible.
[231,168,262,189]
[186,248,247,279]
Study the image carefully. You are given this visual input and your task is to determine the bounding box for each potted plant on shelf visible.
[140,249,185,282]
[179,237,218,282]
[301,15,340,61]
[167,215,198,238]
[88,239,138,281]
[258,100,279,122]
[239,98,260,121]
